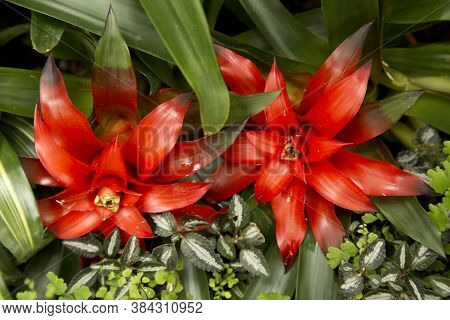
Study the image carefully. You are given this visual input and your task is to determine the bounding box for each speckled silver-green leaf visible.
[120,236,140,267]
[152,243,178,271]
[216,235,236,260]
[62,236,102,258]
[410,243,438,271]
[340,273,364,297]
[151,212,177,237]
[360,240,386,270]
[103,228,120,257]
[240,222,265,246]
[394,242,412,270]
[67,268,98,294]
[240,247,269,277]
[181,233,223,272]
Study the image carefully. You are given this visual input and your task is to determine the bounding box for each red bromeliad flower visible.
[29,9,212,239]
[207,24,432,267]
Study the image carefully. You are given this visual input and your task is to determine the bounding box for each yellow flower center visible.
[94,187,121,212]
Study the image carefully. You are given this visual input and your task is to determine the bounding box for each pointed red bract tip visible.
[298,22,372,115]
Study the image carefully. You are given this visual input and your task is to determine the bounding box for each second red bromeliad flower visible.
[206,24,432,267]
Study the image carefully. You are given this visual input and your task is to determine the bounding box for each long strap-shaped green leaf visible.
[0,114,36,157]
[0,133,49,262]
[6,0,172,62]
[179,257,210,300]
[0,67,92,117]
[238,0,328,67]
[0,243,23,283]
[140,0,229,135]
[0,274,11,300]
[295,231,339,300]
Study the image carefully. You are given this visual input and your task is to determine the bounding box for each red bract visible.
[207,24,432,267]
[32,9,211,239]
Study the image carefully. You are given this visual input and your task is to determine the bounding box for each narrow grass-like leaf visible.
[6,0,172,62]
[140,0,229,135]
[244,244,297,299]
[0,67,92,117]
[31,11,66,53]
[296,231,339,299]
[238,0,327,66]
[0,23,30,46]
[0,133,48,262]
[179,257,210,300]
[0,243,22,284]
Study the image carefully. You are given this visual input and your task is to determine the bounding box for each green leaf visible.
[0,23,30,46]
[103,229,120,258]
[71,285,92,300]
[0,243,22,283]
[354,140,445,257]
[340,272,364,298]
[240,222,265,246]
[362,213,378,224]
[150,212,177,237]
[90,259,120,272]
[24,241,62,298]
[140,0,229,135]
[120,236,140,267]
[234,8,328,51]
[0,115,36,157]
[381,269,401,284]
[135,51,178,88]
[258,292,290,300]
[244,244,297,300]
[0,67,92,118]
[0,274,11,300]
[152,244,178,271]
[410,243,439,271]
[406,277,425,300]
[394,242,413,270]
[240,247,269,277]
[216,235,236,260]
[0,132,49,262]
[364,290,394,300]
[31,11,66,53]
[238,0,327,66]
[180,233,224,272]
[181,216,210,232]
[62,235,103,258]
[373,196,445,257]
[383,44,450,78]
[327,247,351,269]
[179,256,210,300]
[322,0,379,49]
[406,92,450,134]
[359,240,386,270]
[7,0,172,62]
[425,275,450,298]
[228,194,249,231]
[385,0,450,23]
[45,272,67,298]
[226,91,280,125]
[296,232,339,299]
[114,280,132,300]
[67,268,98,295]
